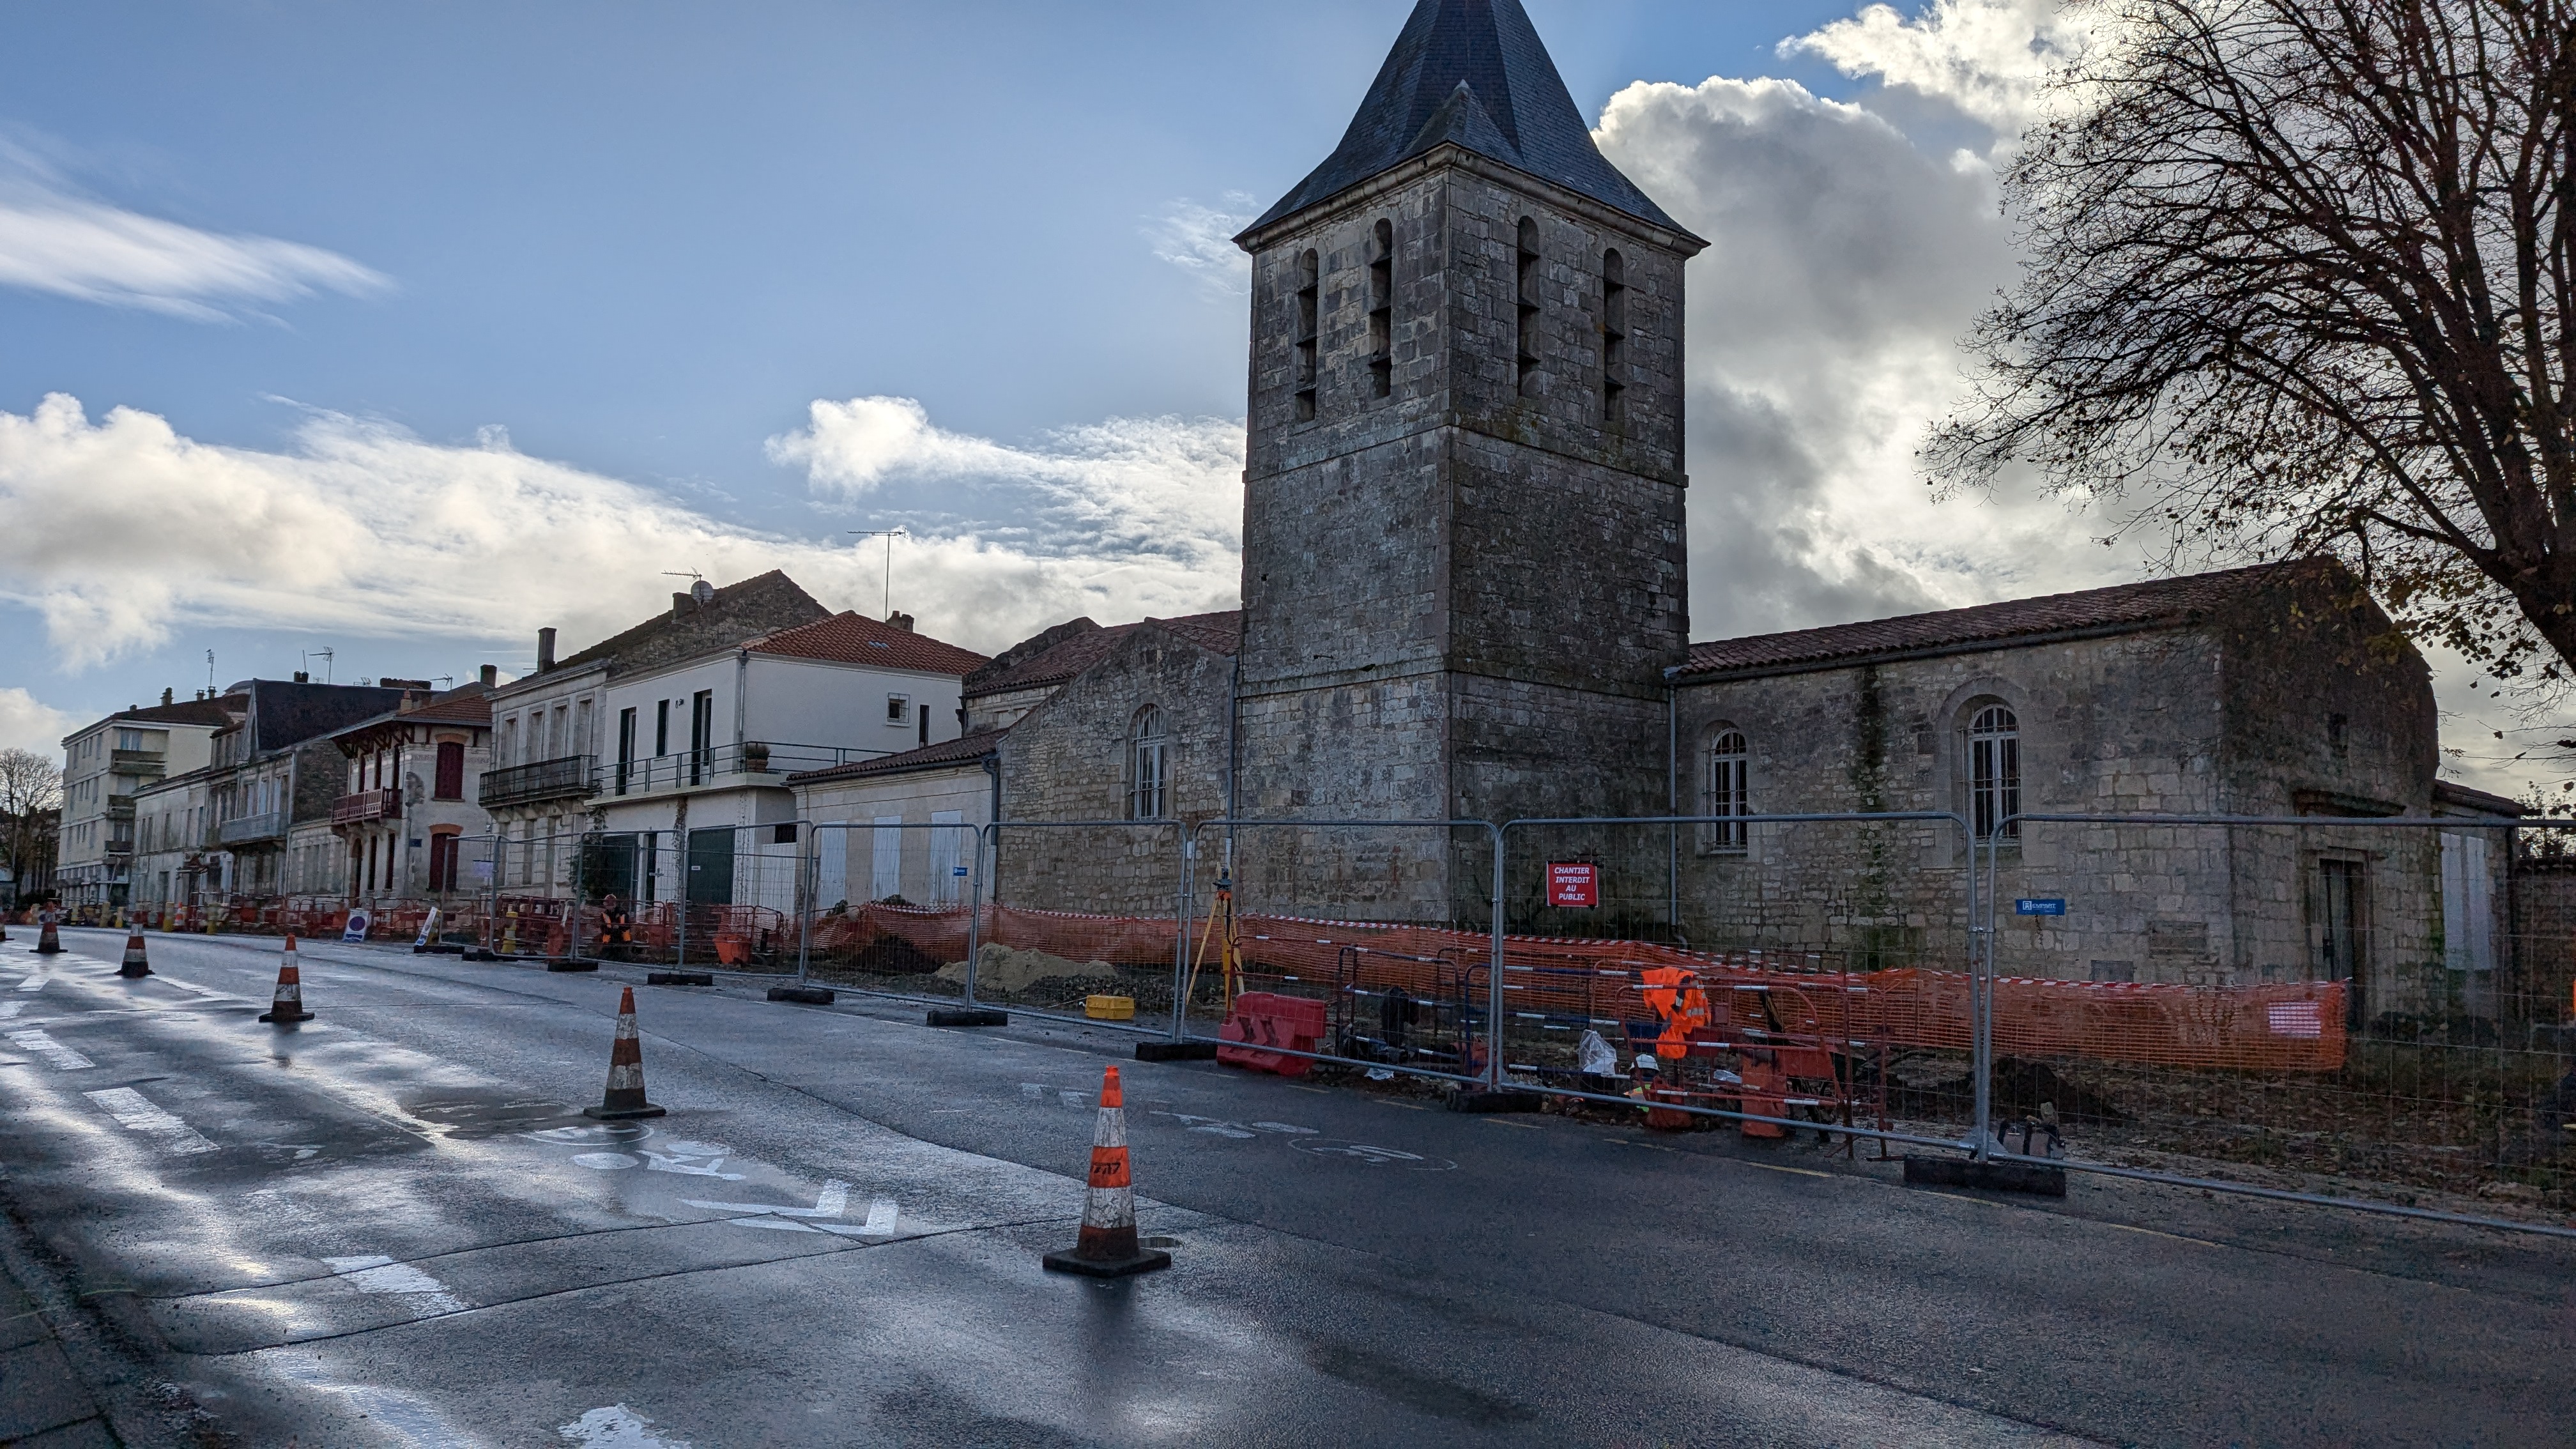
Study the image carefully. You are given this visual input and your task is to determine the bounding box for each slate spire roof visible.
[1244,0,1689,237]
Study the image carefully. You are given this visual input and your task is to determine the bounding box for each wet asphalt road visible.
[0,927,2568,1447]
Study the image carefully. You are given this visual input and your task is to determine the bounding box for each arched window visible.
[1368,219,1395,399]
[1968,704,2020,840]
[1601,248,1627,423]
[1129,706,1169,820]
[1294,249,1321,421]
[1516,217,1542,394]
[1703,728,1749,855]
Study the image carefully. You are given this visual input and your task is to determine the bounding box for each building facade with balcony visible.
[54,694,239,911]
[324,680,496,908]
[480,571,834,900]
[588,608,988,913]
[127,678,418,911]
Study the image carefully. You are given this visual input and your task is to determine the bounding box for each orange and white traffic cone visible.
[34,910,61,955]
[257,936,314,1023]
[117,927,151,979]
[582,986,666,1120]
[1042,1064,1170,1277]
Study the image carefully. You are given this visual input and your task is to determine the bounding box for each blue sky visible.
[0,1,2548,790]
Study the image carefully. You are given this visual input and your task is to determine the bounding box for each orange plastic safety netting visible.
[821,903,2347,1072]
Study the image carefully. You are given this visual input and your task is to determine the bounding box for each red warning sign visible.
[1547,862,1599,908]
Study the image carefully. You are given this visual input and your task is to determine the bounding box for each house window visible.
[617,707,637,795]
[1294,249,1321,421]
[886,694,910,725]
[427,829,460,894]
[434,742,464,800]
[1602,248,1627,422]
[1968,704,2021,841]
[654,699,671,757]
[1368,219,1394,399]
[1129,705,1169,820]
[1703,728,1749,855]
[1517,216,1541,394]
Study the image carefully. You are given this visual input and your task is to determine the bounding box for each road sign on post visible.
[1548,862,1599,908]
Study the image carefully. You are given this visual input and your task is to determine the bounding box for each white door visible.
[871,816,903,903]
[928,810,965,907]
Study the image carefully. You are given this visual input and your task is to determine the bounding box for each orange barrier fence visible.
[820,902,2347,1073]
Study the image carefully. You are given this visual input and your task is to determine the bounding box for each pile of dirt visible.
[852,933,942,976]
[937,943,1112,995]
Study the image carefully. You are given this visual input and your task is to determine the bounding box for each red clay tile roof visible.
[786,728,1007,785]
[963,610,1241,700]
[747,612,990,676]
[1678,564,2311,680]
[401,690,494,727]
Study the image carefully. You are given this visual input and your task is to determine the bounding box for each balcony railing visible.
[332,788,402,826]
[600,741,894,797]
[111,748,167,777]
[480,755,597,809]
[217,811,288,847]
[104,795,136,822]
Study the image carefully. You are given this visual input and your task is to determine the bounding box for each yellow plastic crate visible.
[1084,994,1137,1021]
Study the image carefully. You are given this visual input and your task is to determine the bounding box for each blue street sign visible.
[2015,898,2067,917]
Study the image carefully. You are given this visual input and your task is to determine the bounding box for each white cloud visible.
[0,394,1242,670]
[0,687,74,755]
[1145,194,1257,296]
[0,148,387,321]
[1782,0,2091,137]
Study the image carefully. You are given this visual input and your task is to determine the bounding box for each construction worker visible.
[1638,965,1712,1062]
[597,894,634,960]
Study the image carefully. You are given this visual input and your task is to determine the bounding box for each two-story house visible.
[309,674,497,908]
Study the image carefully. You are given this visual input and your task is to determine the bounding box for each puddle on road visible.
[401,1088,582,1140]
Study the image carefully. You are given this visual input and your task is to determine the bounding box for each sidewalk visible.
[0,1259,118,1447]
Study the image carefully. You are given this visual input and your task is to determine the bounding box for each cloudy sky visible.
[0,0,2545,793]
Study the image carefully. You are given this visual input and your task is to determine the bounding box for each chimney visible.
[887,611,916,632]
[160,687,173,706]
[673,591,697,617]
[293,670,310,683]
[537,627,558,671]
[479,664,498,688]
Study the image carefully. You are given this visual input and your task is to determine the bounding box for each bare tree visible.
[0,747,63,902]
[1930,0,2576,687]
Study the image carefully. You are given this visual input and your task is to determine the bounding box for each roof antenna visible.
[206,648,216,695]
[848,528,908,620]
[301,647,334,684]
[662,569,715,605]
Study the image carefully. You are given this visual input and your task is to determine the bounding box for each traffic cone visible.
[1042,1064,1170,1278]
[117,927,151,979]
[582,986,666,1120]
[34,911,61,955]
[257,936,314,1023]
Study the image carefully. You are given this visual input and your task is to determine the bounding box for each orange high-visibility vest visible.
[1639,967,1711,1059]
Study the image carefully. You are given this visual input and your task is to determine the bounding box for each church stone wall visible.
[1671,590,2443,995]
[993,627,1230,917]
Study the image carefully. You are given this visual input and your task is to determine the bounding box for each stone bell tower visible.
[1231,0,1705,921]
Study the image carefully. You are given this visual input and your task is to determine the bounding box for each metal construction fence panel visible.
[567,825,809,973]
[1979,814,2576,1223]
[1180,820,1499,1083]
[799,818,992,1000]
[1492,815,1982,1147]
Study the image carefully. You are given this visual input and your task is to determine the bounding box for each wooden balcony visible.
[332,788,402,826]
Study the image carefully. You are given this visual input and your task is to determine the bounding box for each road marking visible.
[16,969,43,992]
[1740,1161,1836,1180]
[0,1001,20,1020]
[1480,1117,1542,1130]
[2101,1220,2220,1248]
[636,1141,745,1180]
[84,1087,218,1154]
[560,1404,693,1446]
[6,1029,93,1070]
[574,1153,641,1170]
[321,1254,469,1314]
[678,1180,899,1238]
[682,1179,848,1219]
[1290,1139,1459,1171]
